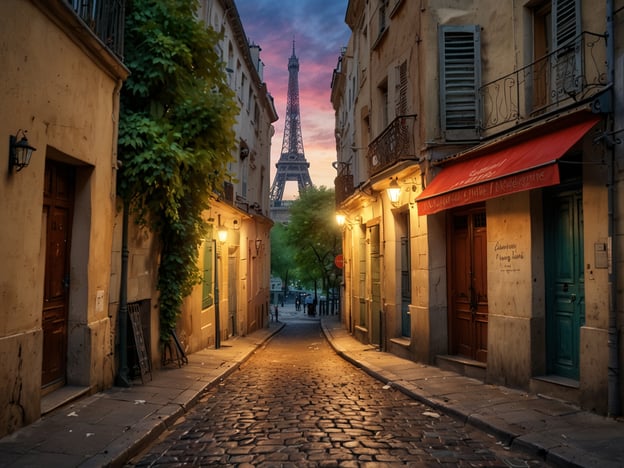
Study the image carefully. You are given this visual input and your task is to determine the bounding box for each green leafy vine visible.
[118,0,238,342]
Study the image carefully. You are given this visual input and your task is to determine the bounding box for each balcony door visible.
[532,0,581,112]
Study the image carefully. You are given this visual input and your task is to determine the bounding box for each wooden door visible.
[42,161,74,389]
[449,208,488,362]
[545,190,584,379]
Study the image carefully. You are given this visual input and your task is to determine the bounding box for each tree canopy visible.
[284,187,342,296]
[118,0,239,341]
[270,223,295,294]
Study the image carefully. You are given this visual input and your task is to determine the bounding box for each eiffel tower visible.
[269,41,313,223]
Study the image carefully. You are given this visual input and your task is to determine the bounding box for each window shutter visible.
[395,61,408,116]
[439,25,481,140]
[553,0,580,49]
[201,233,214,309]
[552,0,581,97]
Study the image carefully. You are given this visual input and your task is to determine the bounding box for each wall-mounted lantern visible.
[386,177,401,205]
[9,130,36,173]
[255,239,262,255]
[217,225,228,243]
[216,214,228,243]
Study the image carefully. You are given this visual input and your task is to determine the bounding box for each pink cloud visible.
[236,0,350,198]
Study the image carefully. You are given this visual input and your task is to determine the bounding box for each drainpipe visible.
[606,0,621,417]
[115,198,131,387]
[111,75,130,387]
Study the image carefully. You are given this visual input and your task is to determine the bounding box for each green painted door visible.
[370,224,381,345]
[400,235,411,337]
[545,190,584,380]
[400,211,411,338]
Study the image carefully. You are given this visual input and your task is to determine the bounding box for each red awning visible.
[416,117,600,215]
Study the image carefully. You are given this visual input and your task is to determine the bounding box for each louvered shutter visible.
[552,0,581,97]
[553,0,580,49]
[396,61,408,116]
[439,25,481,141]
[201,231,214,309]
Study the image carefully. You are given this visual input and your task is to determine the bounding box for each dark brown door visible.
[449,207,488,363]
[42,161,74,389]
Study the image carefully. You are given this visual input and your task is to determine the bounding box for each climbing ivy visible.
[118,0,238,342]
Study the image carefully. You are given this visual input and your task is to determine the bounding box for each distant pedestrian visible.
[305,294,314,316]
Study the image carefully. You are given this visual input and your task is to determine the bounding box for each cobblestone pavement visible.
[127,318,550,467]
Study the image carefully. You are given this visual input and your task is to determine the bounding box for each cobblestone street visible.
[128,312,549,467]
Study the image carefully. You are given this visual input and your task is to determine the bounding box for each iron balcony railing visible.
[68,0,125,59]
[366,114,418,177]
[334,167,354,207]
[479,31,607,132]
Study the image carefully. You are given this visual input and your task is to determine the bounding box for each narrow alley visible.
[127,306,547,467]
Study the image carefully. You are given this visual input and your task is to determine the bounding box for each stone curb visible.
[319,318,620,468]
[104,322,286,467]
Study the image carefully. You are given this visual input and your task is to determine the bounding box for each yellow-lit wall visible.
[0,0,127,436]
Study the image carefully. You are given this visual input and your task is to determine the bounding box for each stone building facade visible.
[333,0,624,415]
[0,0,276,438]
[0,0,128,436]
[185,0,278,350]
[111,0,278,374]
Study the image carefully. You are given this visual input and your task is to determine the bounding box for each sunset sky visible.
[235,0,350,199]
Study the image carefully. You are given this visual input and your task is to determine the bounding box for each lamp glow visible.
[387,177,401,204]
[217,226,228,243]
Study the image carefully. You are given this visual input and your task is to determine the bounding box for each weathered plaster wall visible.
[0,0,123,435]
[412,210,447,363]
[486,192,535,387]
[579,133,610,413]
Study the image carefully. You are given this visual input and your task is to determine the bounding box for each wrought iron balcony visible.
[68,0,125,59]
[480,31,607,132]
[334,162,354,207]
[366,114,418,177]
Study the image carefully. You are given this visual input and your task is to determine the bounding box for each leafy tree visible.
[118,0,238,342]
[286,187,342,302]
[270,223,295,298]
